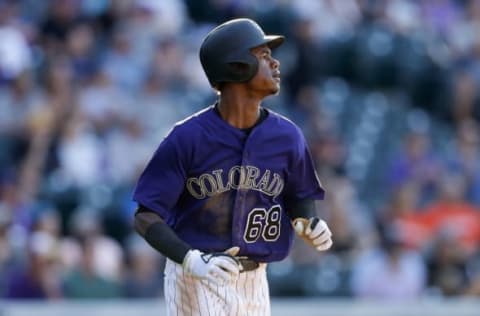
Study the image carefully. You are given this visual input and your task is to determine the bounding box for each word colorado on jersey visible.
[186,165,284,199]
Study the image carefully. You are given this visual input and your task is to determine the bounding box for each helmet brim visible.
[263,35,285,49]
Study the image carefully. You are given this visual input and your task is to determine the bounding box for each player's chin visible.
[268,81,281,95]
[259,79,280,96]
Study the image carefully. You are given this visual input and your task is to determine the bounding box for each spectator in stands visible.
[102,27,145,93]
[40,0,83,57]
[378,182,430,251]
[351,226,427,300]
[466,275,480,296]
[443,119,480,204]
[326,176,375,253]
[56,108,104,187]
[31,207,62,238]
[451,71,478,124]
[284,16,325,97]
[65,22,98,83]
[149,38,188,91]
[0,0,32,82]
[0,71,44,173]
[5,231,63,299]
[63,236,122,299]
[123,234,164,298]
[386,129,442,206]
[77,68,133,136]
[426,232,470,296]
[63,207,124,283]
[420,172,480,256]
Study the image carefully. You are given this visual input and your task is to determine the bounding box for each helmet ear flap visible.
[226,62,250,76]
[223,51,259,83]
[225,60,258,82]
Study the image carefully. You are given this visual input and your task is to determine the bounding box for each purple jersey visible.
[133,105,324,262]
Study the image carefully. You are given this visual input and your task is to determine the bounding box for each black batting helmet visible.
[199,18,284,87]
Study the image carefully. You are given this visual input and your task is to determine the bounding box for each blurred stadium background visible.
[1,0,480,314]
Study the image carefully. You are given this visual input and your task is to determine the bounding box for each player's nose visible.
[271,57,280,69]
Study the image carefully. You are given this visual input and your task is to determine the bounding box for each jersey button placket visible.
[233,191,247,245]
[233,145,250,245]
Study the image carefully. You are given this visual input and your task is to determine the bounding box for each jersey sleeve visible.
[133,130,187,222]
[286,128,325,202]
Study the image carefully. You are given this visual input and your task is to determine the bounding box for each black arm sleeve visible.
[134,205,191,264]
[286,199,316,219]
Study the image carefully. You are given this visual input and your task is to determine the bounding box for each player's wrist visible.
[142,219,192,264]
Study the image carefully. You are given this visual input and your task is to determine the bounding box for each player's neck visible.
[217,93,262,129]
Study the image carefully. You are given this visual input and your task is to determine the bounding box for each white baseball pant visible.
[164,258,270,316]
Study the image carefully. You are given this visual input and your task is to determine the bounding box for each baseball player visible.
[133,18,333,316]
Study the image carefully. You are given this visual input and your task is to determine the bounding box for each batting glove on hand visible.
[293,217,333,251]
[183,247,241,285]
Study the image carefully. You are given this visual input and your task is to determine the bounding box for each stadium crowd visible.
[1,0,480,300]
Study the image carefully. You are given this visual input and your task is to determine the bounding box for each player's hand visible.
[183,247,241,285]
[293,217,333,251]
